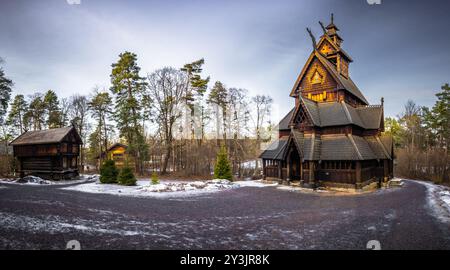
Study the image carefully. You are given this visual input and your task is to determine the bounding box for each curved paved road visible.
[0,180,449,249]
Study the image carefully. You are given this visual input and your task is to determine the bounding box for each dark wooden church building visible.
[260,15,393,190]
[10,126,82,180]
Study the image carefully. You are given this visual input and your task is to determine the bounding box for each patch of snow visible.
[0,174,98,186]
[276,185,329,193]
[410,180,450,223]
[234,180,278,188]
[240,160,256,169]
[63,179,238,198]
[62,179,278,198]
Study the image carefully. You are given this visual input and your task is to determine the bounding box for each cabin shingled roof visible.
[10,127,80,146]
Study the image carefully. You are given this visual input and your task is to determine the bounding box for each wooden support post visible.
[299,161,304,187]
[355,161,362,189]
[19,158,24,178]
[383,159,389,183]
[278,161,282,179]
[262,159,266,180]
[286,151,291,183]
[309,161,315,188]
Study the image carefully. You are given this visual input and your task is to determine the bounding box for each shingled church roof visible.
[278,108,295,130]
[261,132,392,161]
[290,50,369,105]
[259,136,289,160]
[289,98,383,130]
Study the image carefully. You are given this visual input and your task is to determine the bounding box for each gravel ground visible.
[0,180,449,250]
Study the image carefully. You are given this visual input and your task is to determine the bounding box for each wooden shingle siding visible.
[299,58,337,98]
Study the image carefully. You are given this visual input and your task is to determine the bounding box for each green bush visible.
[118,166,137,186]
[99,160,119,184]
[151,171,159,185]
[214,145,233,180]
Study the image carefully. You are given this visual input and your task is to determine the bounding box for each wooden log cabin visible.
[10,126,82,180]
[260,15,394,190]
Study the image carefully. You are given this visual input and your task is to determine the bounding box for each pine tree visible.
[151,171,159,185]
[433,84,450,148]
[208,81,228,142]
[118,166,137,186]
[99,159,119,184]
[27,93,46,130]
[43,90,62,128]
[7,94,27,135]
[214,144,232,180]
[0,59,13,132]
[110,51,148,174]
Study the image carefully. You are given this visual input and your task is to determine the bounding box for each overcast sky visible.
[1,0,449,120]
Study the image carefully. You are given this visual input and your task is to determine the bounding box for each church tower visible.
[260,15,394,190]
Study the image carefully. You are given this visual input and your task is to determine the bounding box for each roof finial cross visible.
[331,13,334,24]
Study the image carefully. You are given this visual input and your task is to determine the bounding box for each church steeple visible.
[325,13,343,47]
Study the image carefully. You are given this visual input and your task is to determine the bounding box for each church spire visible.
[325,13,343,46]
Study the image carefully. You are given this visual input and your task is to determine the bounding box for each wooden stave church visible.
[260,15,394,190]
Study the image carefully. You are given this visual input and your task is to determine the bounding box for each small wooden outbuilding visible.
[96,143,133,169]
[10,126,82,180]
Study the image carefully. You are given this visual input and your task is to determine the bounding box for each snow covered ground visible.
[0,175,98,185]
[63,179,277,198]
[276,185,329,193]
[234,180,278,188]
[411,180,450,223]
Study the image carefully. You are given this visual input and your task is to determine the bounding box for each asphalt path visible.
[0,180,449,249]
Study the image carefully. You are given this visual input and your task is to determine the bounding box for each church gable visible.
[290,100,314,128]
[297,56,338,101]
[318,38,336,56]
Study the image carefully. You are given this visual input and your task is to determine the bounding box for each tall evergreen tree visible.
[181,58,210,139]
[7,94,28,135]
[208,81,228,142]
[0,58,13,134]
[110,51,148,174]
[43,90,62,128]
[432,84,450,148]
[27,93,46,130]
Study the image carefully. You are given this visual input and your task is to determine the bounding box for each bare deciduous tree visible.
[146,67,187,174]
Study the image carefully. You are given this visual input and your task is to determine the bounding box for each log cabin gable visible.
[61,127,82,144]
